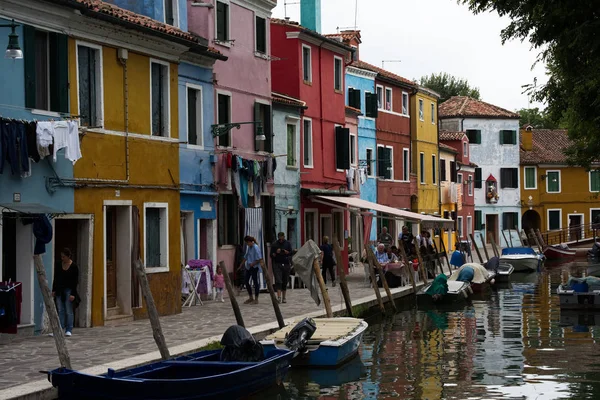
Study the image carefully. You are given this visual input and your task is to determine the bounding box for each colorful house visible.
[520,128,600,241]
[439,144,458,252]
[270,9,355,255]
[440,131,477,246]
[411,86,441,216]
[439,96,521,248]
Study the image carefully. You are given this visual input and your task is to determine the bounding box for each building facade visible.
[520,128,600,241]
[440,96,521,248]
[439,144,458,252]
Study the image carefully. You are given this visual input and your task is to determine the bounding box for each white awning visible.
[313,196,454,229]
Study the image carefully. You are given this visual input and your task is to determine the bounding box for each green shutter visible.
[366,93,378,118]
[525,167,534,188]
[384,148,392,180]
[23,25,37,109]
[476,131,481,144]
[591,171,600,192]
[254,102,261,151]
[475,210,482,230]
[377,147,385,178]
[49,33,69,113]
[549,211,561,230]
[475,168,482,188]
[547,171,560,192]
[512,130,517,145]
[499,130,505,145]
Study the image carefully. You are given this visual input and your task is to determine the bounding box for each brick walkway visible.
[0,270,403,394]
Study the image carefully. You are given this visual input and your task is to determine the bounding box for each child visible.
[213,265,225,302]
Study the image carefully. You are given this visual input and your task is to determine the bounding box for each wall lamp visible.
[0,19,22,59]
[211,122,265,141]
[540,174,557,182]
[276,206,298,216]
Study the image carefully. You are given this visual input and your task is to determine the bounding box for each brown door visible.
[106,207,117,309]
[486,215,497,244]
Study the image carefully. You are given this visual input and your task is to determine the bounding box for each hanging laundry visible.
[65,120,82,164]
[347,167,355,190]
[266,156,273,180]
[0,120,29,175]
[26,121,40,163]
[219,154,228,187]
[354,168,360,190]
[253,160,260,177]
[239,173,249,208]
[226,152,233,168]
[36,121,53,158]
[248,180,254,197]
[52,121,69,162]
[359,167,367,185]
[226,168,233,191]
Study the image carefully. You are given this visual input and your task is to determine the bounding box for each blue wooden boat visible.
[47,348,294,400]
[261,318,368,367]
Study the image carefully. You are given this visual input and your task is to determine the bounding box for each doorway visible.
[568,214,584,241]
[522,210,541,233]
[486,214,498,244]
[320,214,332,244]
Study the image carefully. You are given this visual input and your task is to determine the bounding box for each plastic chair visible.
[289,274,306,290]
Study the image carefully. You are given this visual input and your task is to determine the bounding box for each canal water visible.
[262,260,600,399]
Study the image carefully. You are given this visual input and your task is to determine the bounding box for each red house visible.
[439,131,477,242]
[270,17,354,257]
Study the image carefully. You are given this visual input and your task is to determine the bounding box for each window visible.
[432,154,437,185]
[304,210,317,242]
[440,158,446,181]
[431,102,435,124]
[348,88,361,109]
[402,92,409,115]
[466,129,481,144]
[365,92,378,118]
[457,216,463,239]
[499,130,517,145]
[254,102,272,152]
[475,167,482,188]
[403,149,409,181]
[590,170,600,192]
[463,141,468,157]
[186,85,203,146]
[216,1,230,42]
[217,92,231,147]
[286,123,296,167]
[255,16,267,54]
[144,203,169,271]
[450,161,457,183]
[334,57,343,92]
[420,152,425,184]
[503,212,518,231]
[548,209,561,231]
[77,44,103,127]
[335,126,350,170]
[164,0,178,27]
[500,168,518,189]
[418,99,424,121]
[378,146,393,180]
[546,170,561,193]
[467,216,473,237]
[350,133,357,166]
[467,175,473,196]
[385,88,392,111]
[302,45,312,83]
[23,28,69,113]
[592,209,600,227]
[524,166,537,190]
[303,118,313,167]
[366,148,374,176]
[475,210,483,230]
[218,195,239,245]
[376,85,384,110]
[151,60,170,137]
[457,173,463,184]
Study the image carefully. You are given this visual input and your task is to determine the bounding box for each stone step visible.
[106,306,122,318]
[104,313,134,327]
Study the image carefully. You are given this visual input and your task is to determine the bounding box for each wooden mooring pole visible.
[312,259,334,318]
[259,260,285,329]
[333,239,353,317]
[413,238,428,284]
[529,229,543,253]
[220,261,244,328]
[365,252,386,313]
[478,232,491,262]
[436,238,452,275]
[398,244,417,294]
[366,247,397,312]
[470,233,484,263]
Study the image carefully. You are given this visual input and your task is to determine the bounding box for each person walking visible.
[51,248,79,337]
[239,236,263,304]
[270,232,293,304]
[320,236,336,287]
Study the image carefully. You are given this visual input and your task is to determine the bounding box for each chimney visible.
[521,126,533,151]
[301,0,321,33]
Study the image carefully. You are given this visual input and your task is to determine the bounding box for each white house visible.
[439,96,521,247]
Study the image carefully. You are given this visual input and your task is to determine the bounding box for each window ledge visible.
[303,80,313,86]
[214,40,232,49]
[286,165,299,171]
[31,109,62,118]
[335,89,343,95]
[220,245,236,250]
[254,51,269,60]
[145,266,169,274]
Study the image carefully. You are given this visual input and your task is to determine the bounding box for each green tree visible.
[419,72,481,103]
[460,0,600,169]
[517,108,558,129]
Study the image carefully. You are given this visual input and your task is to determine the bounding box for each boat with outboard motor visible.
[499,247,544,272]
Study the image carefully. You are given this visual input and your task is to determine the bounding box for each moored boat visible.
[543,244,576,260]
[417,274,471,306]
[499,247,543,272]
[449,263,496,293]
[261,317,368,367]
[557,285,600,310]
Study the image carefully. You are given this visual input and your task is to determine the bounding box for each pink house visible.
[188,0,278,276]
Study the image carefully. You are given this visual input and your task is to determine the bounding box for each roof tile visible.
[439,96,519,119]
[520,129,571,164]
[439,131,466,141]
[439,143,458,153]
[272,92,307,109]
[351,60,415,87]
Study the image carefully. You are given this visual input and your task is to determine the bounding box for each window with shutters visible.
[24,27,69,113]
[589,170,600,192]
[302,45,312,83]
[402,92,409,115]
[475,167,482,188]
[420,152,425,183]
[304,210,318,242]
[365,92,378,118]
[468,175,473,196]
[186,84,203,147]
[475,210,483,230]
[546,170,561,193]
[286,123,296,167]
[218,195,239,245]
[450,161,457,183]
[385,88,392,111]
[466,129,481,144]
[378,145,393,180]
[164,0,178,27]
[144,203,169,271]
[502,212,518,231]
[524,166,537,189]
[403,148,409,181]
[548,209,561,231]
[216,1,230,43]
[350,133,357,166]
[77,43,103,127]
[217,92,231,147]
[254,102,272,152]
[499,130,517,145]
[150,60,170,137]
[591,209,600,227]
[457,217,463,239]
[366,148,374,177]
[419,99,424,121]
[431,102,435,124]
[432,154,437,185]
[335,126,350,170]
[348,88,361,109]
[303,118,313,167]
[440,158,446,181]
[255,16,267,54]
[500,168,518,189]
[334,57,343,92]
[376,85,384,110]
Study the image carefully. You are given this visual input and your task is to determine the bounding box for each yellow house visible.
[439,144,458,252]
[520,128,600,244]
[411,86,441,215]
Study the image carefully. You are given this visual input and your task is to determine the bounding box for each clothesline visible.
[0,103,82,119]
[0,282,21,292]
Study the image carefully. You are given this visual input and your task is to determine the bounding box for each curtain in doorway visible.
[363,212,373,245]
[180,216,186,266]
[130,206,141,308]
[244,208,266,290]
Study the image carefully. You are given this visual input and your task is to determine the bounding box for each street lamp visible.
[211,121,265,141]
[0,20,23,60]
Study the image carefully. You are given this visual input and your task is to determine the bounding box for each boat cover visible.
[220,325,264,362]
[450,251,466,268]
[425,274,449,296]
[502,247,537,256]
[450,263,492,285]
[292,240,322,306]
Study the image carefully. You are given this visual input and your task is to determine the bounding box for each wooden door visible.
[106,207,117,308]
[486,215,497,244]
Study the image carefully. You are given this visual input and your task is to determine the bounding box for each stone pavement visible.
[0,269,413,396]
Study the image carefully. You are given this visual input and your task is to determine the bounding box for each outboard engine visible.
[284,318,317,354]
[484,256,500,273]
[589,242,600,259]
[220,325,264,362]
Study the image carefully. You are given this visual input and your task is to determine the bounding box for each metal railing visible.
[536,222,600,247]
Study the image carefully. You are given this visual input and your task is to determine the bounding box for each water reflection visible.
[263,260,600,399]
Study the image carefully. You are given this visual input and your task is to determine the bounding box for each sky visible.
[272,0,548,111]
